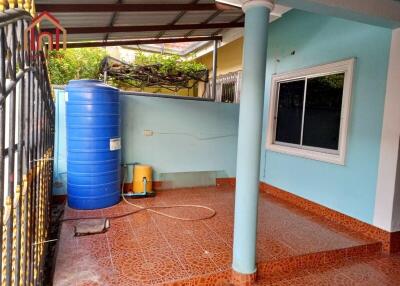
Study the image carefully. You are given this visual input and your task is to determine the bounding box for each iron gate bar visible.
[30,63,38,285]
[3,68,31,100]
[5,18,17,286]
[14,17,26,285]
[0,6,55,286]
[2,144,18,156]
[0,24,6,286]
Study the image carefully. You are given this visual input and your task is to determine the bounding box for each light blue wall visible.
[53,89,239,195]
[53,89,67,195]
[261,10,392,224]
[120,94,239,181]
[53,90,239,194]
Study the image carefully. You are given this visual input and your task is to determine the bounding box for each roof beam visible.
[156,0,200,39]
[35,3,237,13]
[185,10,223,37]
[104,0,122,42]
[42,22,244,34]
[212,14,244,36]
[65,36,223,48]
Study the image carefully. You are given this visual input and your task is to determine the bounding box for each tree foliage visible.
[47,48,208,93]
[133,52,207,76]
[102,52,208,92]
[48,48,106,85]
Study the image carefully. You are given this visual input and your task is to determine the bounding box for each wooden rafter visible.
[42,22,244,34]
[35,3,237,13]
[104,0,123,42]
[212,14,244,36]
[66,35,223,48]
[184,10,223,37]
[156,0,200,39]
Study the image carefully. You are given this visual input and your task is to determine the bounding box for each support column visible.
[232,0,273,282]
[373,28,400,233]
[211,40,218,100]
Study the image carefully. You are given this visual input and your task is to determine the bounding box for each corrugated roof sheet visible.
[114,11,180,26]
[35,1,290,53]
[41,12,113,28]
[35,0,244,44]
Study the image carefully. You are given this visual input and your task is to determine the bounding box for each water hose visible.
[120,164,216,221]
[61,165,217,223]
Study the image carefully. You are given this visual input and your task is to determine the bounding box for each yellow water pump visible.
[132,164,153,195]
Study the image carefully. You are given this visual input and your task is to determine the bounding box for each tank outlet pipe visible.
[123,162,140,166]
[121,163,152,197]
[123,177,148,197]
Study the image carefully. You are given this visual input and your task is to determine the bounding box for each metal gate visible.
[0,4,55,286]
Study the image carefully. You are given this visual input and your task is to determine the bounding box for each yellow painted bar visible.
[9,0,16,9]
[0,0,7,12]
[23,0,30,13]
[30,0,34,15]
[2,224,7,284]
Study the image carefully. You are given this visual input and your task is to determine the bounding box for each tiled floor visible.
[53,187,389,286]
[255,254,400,285]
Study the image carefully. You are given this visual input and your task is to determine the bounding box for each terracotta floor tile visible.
[176,245,221,276]
[54,187,386,286]
[76,233,110,259]
[211,250,232,271]
[256,237,297,261]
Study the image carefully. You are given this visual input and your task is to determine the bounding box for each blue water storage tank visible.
[66,80,121,209]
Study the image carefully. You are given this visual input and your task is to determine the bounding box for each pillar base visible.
[231,269,257,286]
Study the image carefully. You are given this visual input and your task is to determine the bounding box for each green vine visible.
[133,52,207,77]
[48,48,106,85]
[47,48,208,93]
[103,53,208,92]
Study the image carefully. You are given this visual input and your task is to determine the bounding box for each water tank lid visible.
[66,80,118,92]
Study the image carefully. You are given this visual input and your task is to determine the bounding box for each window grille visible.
[204,71,242,103]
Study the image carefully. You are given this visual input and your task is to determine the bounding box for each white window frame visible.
[266,58,355,165]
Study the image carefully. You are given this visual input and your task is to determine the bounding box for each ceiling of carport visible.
[35,0,243,45]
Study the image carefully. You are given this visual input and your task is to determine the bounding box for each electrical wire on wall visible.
[146,130,237,141]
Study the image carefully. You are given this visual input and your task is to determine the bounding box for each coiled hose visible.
[61,165,216,223]
[120,164,216,221]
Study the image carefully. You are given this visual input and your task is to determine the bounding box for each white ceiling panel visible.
[114,11,179,26]
[176,11,217,24]
[40,12,113,28]
[209,10,243,23]
[36,0,114,3]
[122,0,196,3]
